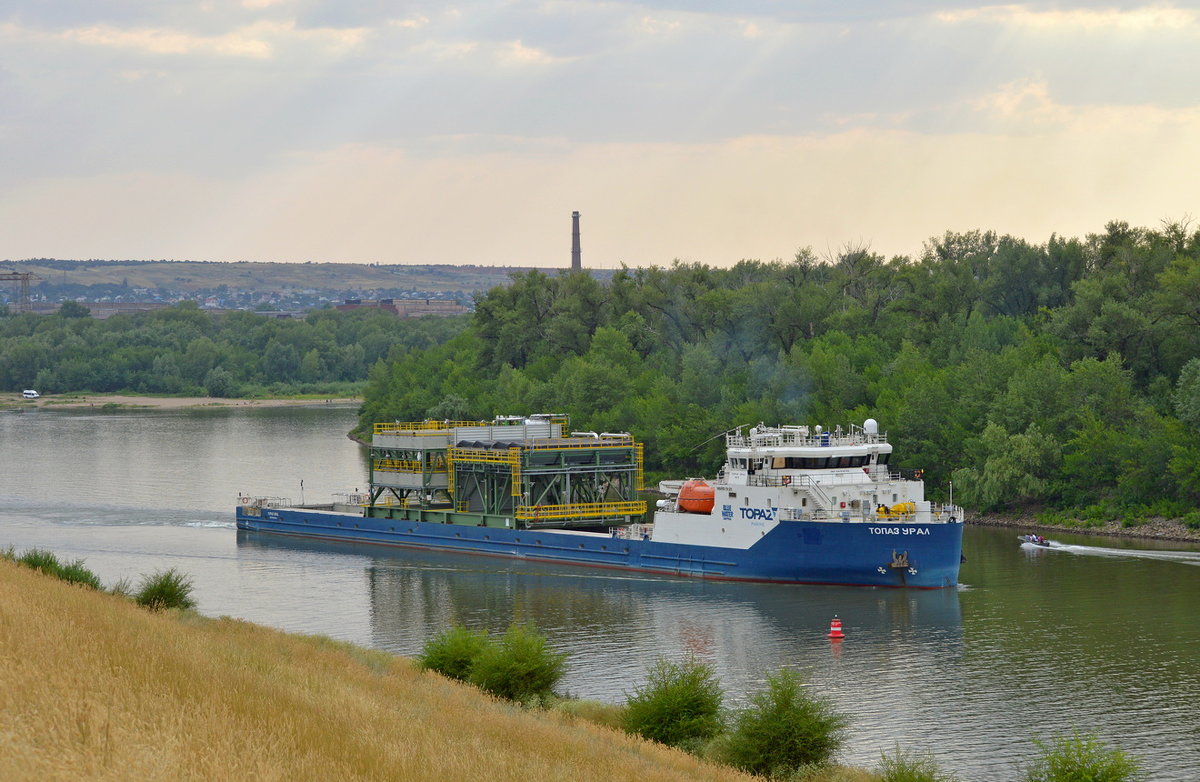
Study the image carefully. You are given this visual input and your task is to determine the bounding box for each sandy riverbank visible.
[3,393,357,410]
[969,511,1200,544]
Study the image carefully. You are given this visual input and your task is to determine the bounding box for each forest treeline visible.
[0,302,467,398]
[359,221,1200,523]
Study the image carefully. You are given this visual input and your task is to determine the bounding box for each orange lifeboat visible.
[677,479,715,514]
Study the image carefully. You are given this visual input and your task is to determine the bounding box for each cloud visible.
[388,16,430,30]
[7,105,1200,266]
[935,4,1200,31]
[635,15,682,35]
[4,1,1200,268]
[60,23,274,57]
[968,78,1069,123]
[498,39,574,65]
[5,18,368,59]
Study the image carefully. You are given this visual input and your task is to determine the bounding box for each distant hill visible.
[0,259,549,294]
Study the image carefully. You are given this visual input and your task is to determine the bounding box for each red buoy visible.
[827,616,845,640]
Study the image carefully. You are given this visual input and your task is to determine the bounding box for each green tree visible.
[1022,731,1143,782]
[1174,358,1200,431]
[204,367,237,397]
[622,658,724,750]
[58,300,91,318]
[721,669,850,776]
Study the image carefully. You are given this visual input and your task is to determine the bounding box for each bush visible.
[134,568,197,611]
[56,559,103,590]
[877,745,957,782]
[720,668,849,777]
[1181,511,1200,530]
[622,657,724,750]
[417,625,491,682]
[109,577,135,598]
[1022,731,1143,782]
[18,548,62,575]
[468,623,567,704]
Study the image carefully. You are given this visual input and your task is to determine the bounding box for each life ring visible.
[781,476,791,486]
[240,496,251,505]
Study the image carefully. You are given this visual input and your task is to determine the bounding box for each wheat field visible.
[0,559,757,781]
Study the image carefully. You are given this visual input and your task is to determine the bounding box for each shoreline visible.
[3,393,359,410]
[967,511,1200,544]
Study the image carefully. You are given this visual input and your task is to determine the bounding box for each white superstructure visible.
[651,420,961,547]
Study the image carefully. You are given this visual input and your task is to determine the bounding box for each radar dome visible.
[863,418,879,435]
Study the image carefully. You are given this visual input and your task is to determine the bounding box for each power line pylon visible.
[0,270,43,313]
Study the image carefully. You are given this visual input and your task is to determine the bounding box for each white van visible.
[22,390,39,399]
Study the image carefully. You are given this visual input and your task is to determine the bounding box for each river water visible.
[2,405,1199,780]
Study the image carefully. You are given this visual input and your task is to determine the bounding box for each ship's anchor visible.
[883,550,918,579]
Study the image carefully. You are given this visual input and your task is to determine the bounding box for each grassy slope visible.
[0,560,754,782]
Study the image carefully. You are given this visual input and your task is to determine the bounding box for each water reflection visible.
[237,531,963,702]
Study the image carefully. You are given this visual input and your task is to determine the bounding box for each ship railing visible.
[373,458,447,474]
[515,500,647,521]
[779,507,920,523]
[726,430,889,449]
[748,470,899,488]
[743,474,831,507]
[374,419,494,435]
[371,497,418,508]
[930,504,964,523]
[788,474,832,508]
[524,438,635,450]
[240,495,292,509]
[447,446,521,464]
[746,474,792,487]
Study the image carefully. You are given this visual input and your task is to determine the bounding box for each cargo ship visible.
[236,415,963,588]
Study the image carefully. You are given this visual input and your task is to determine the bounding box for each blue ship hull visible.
[236,506,963,588]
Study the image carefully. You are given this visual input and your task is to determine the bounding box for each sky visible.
[2,1,1200,268]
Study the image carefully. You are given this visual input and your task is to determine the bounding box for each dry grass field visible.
[0,559,760,782]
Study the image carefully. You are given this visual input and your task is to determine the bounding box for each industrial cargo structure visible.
[365,415,645,528]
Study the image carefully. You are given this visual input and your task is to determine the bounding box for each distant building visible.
[335,298,468,318]
[26,301,171,319]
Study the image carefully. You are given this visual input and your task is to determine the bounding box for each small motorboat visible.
[1018,534,1052,548]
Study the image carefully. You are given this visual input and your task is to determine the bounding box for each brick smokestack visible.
[570,211,581,271]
